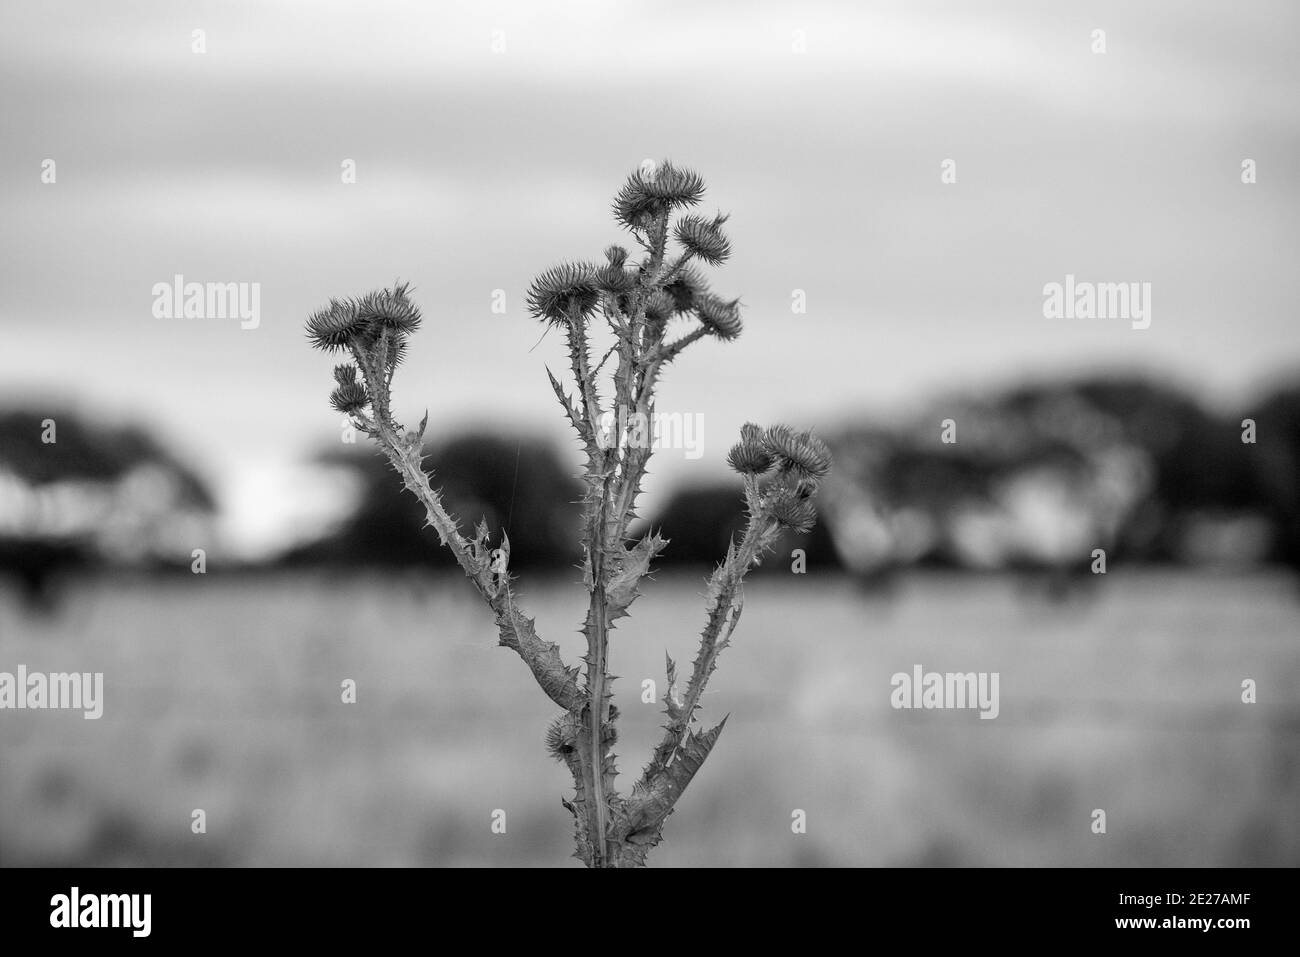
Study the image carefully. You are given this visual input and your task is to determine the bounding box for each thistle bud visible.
[726,436,774,474]
[595,263,636,293]
[612,161,706,230]
[526,262,600,325]
[329,381,370,415]
[643,290,675,324]
[762,425,832,478]
[306,297,368,352]
[644,162,707,203]
[695,294,743,340]
[663,267,708,314]
[544,713,579,762]
[674,213,731,266]
[356,282,422,334]
[768,488,818,533]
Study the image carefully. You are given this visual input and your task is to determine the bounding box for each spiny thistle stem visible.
[305,161,829,867]
[585,485,612,864]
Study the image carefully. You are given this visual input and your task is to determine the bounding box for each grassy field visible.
[1,568,1297,867]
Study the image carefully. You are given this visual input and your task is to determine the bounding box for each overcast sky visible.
[1,0,1297,554]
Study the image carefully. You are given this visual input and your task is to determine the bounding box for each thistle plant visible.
[305,161,830,867]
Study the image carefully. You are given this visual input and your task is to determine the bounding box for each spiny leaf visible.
[546,365,588,440]
[604,531,668,620]
[663,652,684,723]
[635,716,729,826]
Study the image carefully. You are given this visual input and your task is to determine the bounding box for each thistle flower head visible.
[645,162,707,204]
[663,267,709,314]
[527,262,600,325]
[726,423,774,474]
[768,488,819,533]
[612,161,706,230]
[595,262,636,294]
[694,294,743,340]
[356,282,422,334]
[544,714,578,762]
[643,290,675,324]
[333,363,359,387]
[604,245,628,267]
[306,297,368,351]
[329,381,370,415]
[762,425,832,478]
[674,213,731,266]
[307,283,419,352]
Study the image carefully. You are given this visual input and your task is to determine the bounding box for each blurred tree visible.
[0,408,214,610]
[1248,382,1300,571]
[1073,378,1265,558]
[821,375,1291,578]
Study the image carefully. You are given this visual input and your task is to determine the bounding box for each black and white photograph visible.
[0,0,1296,933]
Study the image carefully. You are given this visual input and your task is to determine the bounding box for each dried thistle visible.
[305,162,829,867]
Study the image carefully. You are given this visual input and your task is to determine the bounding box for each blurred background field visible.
[2,568,1296,867]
